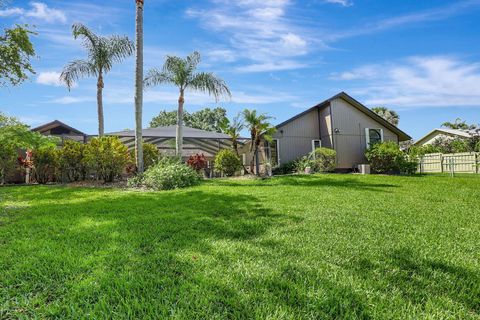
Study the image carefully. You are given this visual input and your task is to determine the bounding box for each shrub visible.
[398,158,418,175]
[83,136,129,183]
[58,140,85,182]
[187,153,208,172]
[365,141,405,174]
[294,156,315,173]
[142,161,200,190]
[31,146,59,184]
[129,142,160,172]
[214,149,241,176]
[313,147,336,172]
[272,160,296,175]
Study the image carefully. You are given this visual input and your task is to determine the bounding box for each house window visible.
[266,140,280,167]
[365,128,384,147]
[311,139,321,152]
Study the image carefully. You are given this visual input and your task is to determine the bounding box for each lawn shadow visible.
[350,248,480,316]
[212,175,398,192]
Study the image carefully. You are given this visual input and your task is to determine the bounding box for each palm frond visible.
[144,68,174,87]
[162,55,188,87]
[185,51,201,75]
[188,72,231,102]
[106,35,135,65]
[60,59,97,89]
[72,23,99,51]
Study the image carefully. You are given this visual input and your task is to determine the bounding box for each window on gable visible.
[365,128,384,147]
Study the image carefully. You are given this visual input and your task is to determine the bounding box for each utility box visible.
[358,164,371,174]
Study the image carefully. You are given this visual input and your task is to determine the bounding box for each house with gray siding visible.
[249,92,411,171]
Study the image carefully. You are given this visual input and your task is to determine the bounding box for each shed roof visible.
[31,120,86,135]
[414,128,477,146]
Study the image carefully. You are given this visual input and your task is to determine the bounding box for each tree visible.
[144,51,231,156]
[220,114,244,156]
[0,113,57,184]
[134,0,144,173]
[242,109,276,176]
[372,107,400,126]
[0,24,36,87]
[149,107,229,132]
[60,23,134,136]
[441,118,478,130]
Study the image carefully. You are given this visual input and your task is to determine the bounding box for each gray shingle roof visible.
[107,125,231,139]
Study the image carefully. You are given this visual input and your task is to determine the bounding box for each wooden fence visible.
[418,152,480,174]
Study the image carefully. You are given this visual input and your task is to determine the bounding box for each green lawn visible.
[1,174,479,319]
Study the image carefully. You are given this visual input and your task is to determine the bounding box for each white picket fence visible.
[418,152,480,174]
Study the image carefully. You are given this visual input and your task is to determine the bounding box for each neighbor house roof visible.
[107,125,232,140]
[275,92,412,141]
[31,120,86,136]
[413,128,476,146]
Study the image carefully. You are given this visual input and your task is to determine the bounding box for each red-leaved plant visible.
[187,153,207,172]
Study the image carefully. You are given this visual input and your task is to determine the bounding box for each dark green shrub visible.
[32,146,59,184]
[313,147,336,172]
[214,149,242,176]
[83,136,129,183]
[142,161,200,190]
[365,141,405,174]
[398,158,418,175]
[272,160,296,175]
[58,140,85,182]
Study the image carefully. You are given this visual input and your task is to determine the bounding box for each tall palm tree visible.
[134,0,144,173]
[144,51,231,156]
[221,114,243,156]
[371,107,400,126]
[60,23,134,136]
[243,109,276,176]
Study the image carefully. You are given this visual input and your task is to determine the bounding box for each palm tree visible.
[442,118,478,130]
[144,51,231,156]
[60,23,134,136]
[134,0,144,173]
[371,107,400,126]
[221,114,243,156]
[242,109,276,176]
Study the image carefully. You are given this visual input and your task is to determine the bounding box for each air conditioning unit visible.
[358,164,370,174]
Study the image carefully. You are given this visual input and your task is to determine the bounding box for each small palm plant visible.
[243,109,276,176]
[221,114,244,156]
[144,51,231,156]
[60,23,134,136]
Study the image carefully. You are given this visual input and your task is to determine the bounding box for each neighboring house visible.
[32,120,88,144]
[242,92,411,172]
[413,128,479,147]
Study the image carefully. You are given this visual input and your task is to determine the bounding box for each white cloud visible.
[36,72,68,87]
[186,0,311,72]
[324,0,353,7]
[236,61,307,73]
[0,2,66,23]
[336,56,480,108]
[51,96,94,105]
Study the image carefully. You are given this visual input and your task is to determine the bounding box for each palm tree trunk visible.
[254,147,260,176]
[176,89,185,157]
[134,0,144,173]
[97,72,104,136]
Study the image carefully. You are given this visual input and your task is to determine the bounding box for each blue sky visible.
[1,0,480,140]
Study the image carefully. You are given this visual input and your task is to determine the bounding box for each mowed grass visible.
[1,174,479,319]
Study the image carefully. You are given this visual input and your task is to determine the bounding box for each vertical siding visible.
[330,98,399,169]
[319,105,333,148]
[273,109,320,163]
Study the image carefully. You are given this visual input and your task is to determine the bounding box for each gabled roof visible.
[31,120,86,135]
[107,125,232,140]
[275,92,412,141]
[414,128,475,146]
